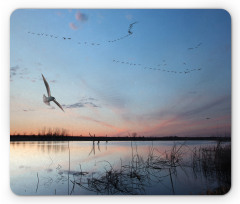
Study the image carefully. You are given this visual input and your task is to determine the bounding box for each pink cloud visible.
[75,11,88,22]
[69,22,78,30]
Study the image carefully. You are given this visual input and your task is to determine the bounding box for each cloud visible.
[62,100,100,109]
[10,65,20,79]
[179,95,231,118]
[69,22,78,30]
[10,65,19,72]
[142,94,231,123]
[63,102,84,109]
[69,11,88,30]
[137,94,231,136]
[88,97,97,101]
[10,66,30,82]
[79,97,98,102]
[75,11,88,22]
[85,102,99,107]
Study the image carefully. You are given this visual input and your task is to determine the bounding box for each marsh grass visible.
[70,142,186,195]
[191,141,231,194]
[31,141,230,195]
[69,141,231,195]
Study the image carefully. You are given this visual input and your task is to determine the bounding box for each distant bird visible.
[197,42,202,47]
[63,37,66,40]
[41,74,64,112]
[68,38,71,40]
[206,117,210,120]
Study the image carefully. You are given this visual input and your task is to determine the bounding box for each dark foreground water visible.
[10,140,230,195]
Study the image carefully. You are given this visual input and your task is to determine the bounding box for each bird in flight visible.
[42,74,64,112]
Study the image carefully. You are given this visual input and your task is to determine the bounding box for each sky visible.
[10,9,231,137]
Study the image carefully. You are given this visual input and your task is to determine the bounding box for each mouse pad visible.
[10,9,231,195]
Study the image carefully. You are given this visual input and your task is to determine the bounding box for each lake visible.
[10,140,230,195]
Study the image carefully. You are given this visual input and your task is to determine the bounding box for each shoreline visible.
[10,135,231,142]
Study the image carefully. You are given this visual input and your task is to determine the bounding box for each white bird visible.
[42,74,64,112]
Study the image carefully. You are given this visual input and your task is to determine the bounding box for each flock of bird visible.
[107,21,138,43]
[27,21,138,46]
[27,31,102,46]
[26,20,205,112]
[112,59,202,74]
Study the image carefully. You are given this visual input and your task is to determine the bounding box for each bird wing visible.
[42,74,51,97]
[53,99,64,112]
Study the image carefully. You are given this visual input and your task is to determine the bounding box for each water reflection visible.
[10,141,230,195]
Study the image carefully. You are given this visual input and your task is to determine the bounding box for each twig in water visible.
[36,172,39,193]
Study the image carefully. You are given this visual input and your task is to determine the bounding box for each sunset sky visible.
[10,9,231,137]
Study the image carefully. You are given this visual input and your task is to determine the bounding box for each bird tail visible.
[43,94,50,105]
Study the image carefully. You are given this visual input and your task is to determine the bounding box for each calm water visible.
[10,140,229,195]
